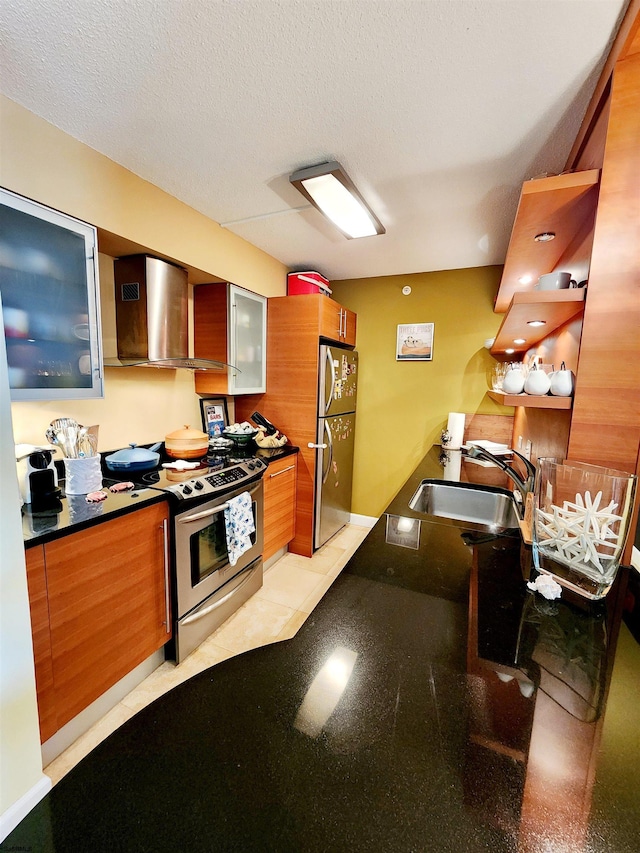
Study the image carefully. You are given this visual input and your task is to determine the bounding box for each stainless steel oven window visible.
[190,510,228,585]
[189,498,258,586]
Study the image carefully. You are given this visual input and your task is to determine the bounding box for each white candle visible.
[446,412,465,450]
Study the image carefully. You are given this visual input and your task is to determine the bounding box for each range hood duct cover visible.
[107,255,231,371]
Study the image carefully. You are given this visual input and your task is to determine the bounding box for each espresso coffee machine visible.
[16,444,61,509]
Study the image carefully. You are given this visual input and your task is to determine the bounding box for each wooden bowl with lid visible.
[164,425,209,459]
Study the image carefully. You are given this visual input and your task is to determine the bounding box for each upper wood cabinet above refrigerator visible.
[194,282,267,395]
[319,296,357,346]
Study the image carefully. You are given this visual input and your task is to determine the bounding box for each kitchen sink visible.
[409,480,520,531]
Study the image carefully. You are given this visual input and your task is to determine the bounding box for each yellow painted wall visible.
[0,95,289,448]
[331,267,511,518]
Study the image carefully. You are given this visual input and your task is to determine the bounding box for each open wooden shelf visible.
[494,170,599,313]
[490,289,586,355]
[487,390,572,410]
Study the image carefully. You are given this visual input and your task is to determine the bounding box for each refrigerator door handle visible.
[308,442,328,449]
[322,420,333,484]
[324,347,336,415]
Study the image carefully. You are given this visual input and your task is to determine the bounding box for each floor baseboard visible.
[349,513,377,528]
[0,773,51,841]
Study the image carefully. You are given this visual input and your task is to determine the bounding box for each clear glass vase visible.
[532,458,637,600]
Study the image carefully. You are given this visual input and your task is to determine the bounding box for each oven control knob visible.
[182,485,193,495]
[247,462,255,470]
[193,481,204,490]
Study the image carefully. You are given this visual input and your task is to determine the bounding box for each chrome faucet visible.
[466,446,536,504]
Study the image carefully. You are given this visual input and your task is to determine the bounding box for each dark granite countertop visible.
[21,444,299,548]
[21,482,167,548]
[6,446,639,852]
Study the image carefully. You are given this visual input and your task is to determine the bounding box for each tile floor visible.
[44,523,371,786]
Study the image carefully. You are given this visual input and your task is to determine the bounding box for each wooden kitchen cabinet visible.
[24,545,58,743]
[263,454,297,561]
[319,296,357,346]
[194,282,267,395]
[25,501,171,740]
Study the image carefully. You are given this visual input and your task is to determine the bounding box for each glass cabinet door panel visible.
[229,285,266,394]
[0,187,103,401]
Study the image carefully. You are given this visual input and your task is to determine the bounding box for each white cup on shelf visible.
[535,271,574,291]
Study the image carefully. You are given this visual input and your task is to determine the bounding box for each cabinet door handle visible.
[231,301,238,376]
[161,518,171,633]
[269,465,295,478]
[308,442,328,449]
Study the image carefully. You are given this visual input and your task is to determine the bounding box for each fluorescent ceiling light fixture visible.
[518,274,533,285]
[514,338,526,345]
[289,161,385,239]
[527,320,547,327]
[534,232,555,242]
[505,348,515,354]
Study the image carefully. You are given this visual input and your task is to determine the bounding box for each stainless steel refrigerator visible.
[314,344,358,549]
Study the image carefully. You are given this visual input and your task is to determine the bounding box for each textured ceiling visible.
[0,0,627,281]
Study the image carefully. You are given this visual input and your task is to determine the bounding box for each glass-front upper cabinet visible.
[0,187,103,401]
[228,284,266,394]
[194,282,266,395]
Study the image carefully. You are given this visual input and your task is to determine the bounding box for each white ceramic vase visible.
[502,366,526,394]
[524,365,551,395]
[549,362,575,397]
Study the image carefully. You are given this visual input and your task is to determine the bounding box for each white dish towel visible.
[224,491,255,566]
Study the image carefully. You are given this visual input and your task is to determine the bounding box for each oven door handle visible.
[177,481,262,524]
[181,564,258,625]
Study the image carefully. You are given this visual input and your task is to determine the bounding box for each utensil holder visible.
[64,454,102,495]
[532,457,636,600]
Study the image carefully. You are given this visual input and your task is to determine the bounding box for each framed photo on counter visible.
[200,397,229,438]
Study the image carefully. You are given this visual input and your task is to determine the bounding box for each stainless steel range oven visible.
[173,476,263,662]
[114,453,267,663]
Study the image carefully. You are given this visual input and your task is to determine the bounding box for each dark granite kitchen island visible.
[4,448,639,852]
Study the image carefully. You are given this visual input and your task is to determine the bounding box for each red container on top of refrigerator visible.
[287,271,332,296]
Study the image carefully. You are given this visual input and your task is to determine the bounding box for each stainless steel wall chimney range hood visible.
[104,255,233,371]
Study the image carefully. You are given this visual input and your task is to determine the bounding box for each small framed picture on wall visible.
[199,397,229,438]
[396,323,434,361]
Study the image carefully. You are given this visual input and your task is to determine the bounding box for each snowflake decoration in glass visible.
[535,490,622,574]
